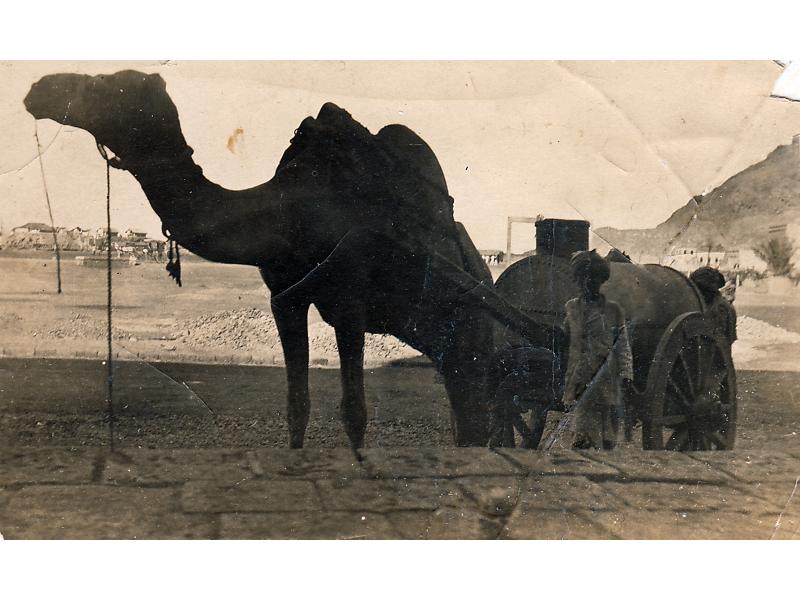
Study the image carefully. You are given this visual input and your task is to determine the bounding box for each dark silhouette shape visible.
[25,70,494,448]
[605,248,632,263]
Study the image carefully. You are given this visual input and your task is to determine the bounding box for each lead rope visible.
[34,122,62,294]
[96,143,116,452]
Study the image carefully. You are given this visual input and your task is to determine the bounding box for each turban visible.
[690,266,725,292]
[570,249,610,283]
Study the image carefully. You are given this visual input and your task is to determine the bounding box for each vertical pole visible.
[34,125,62,294]
[506,217,513,264]
[105,159,116,451]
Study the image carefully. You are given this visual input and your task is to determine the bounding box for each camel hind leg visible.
[335,316,368,449]
[272,302,311,448]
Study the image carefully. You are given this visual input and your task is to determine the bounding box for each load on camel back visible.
[277,101,460,246]
[24,70,496,449]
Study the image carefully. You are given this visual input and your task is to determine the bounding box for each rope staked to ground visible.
[97,146,116,451]
[33,122,62,294]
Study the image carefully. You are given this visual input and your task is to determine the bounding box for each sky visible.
[2,60,800,252]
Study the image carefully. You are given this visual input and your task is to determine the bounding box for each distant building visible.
[119,228,148,240]
[662,246,766,275]
[723,248,767,271]
[94,227,118,238]
[12,222,53,234]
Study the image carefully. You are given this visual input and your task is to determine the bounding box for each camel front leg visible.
[335,313,367,449]
[272,302,310,449]
[440,308,493,447]
[443,372,490,446]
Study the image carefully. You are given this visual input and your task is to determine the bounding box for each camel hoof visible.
[348,439,365,451]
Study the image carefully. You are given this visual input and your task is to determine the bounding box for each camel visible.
[25,70,496,448]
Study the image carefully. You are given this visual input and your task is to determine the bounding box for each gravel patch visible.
[734,315,800,367]
[174,308,421,367]
[737,315,800,345]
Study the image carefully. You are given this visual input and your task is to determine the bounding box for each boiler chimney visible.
[535,218,590,259]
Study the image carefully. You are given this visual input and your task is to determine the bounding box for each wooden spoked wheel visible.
[642,312,736,451]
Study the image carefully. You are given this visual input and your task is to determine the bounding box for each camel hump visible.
[315,106,449,198]
[276,102,373,173]
[376,124,454,231]
[277,103,456,235]
[376,124,449,197]
[316,102,373,141]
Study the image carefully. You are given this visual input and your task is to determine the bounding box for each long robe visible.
[562,296,633,448]
[707,293,738,343]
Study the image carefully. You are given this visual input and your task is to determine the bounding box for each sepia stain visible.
[226,127,245,154]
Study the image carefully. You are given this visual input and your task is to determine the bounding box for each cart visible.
[423,218,737,451]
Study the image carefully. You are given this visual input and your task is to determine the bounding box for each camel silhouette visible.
[25,70,495,448]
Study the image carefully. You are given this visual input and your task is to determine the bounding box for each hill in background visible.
[597,136,800,256]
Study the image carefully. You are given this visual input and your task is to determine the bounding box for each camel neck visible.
[125,148,217,240]
[119,144,285,267]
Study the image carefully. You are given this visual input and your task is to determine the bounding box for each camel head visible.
[25,70,189,168]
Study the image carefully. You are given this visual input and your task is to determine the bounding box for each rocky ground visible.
[174,308,421,367]
[9,303,797,371]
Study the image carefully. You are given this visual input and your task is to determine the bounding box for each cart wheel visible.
[642,312,736,451]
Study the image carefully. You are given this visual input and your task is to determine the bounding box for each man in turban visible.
[690,266,738,343]
[562,250,634,449]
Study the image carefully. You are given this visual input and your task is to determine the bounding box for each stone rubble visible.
[737,315,800,345]
[21,307,800,369]
[175,308,422,366]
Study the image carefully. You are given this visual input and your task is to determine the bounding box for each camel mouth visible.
[24,73,86,123]
[23,81,49,119]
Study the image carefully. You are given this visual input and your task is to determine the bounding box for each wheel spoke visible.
[701,367,726,398]
[667,375,693,408]
[658,414,688,427]
[696,341,709,393]
[678,351,697,399]
[524,411,547,450]
[512,413,531,437]
[697,341,718,395]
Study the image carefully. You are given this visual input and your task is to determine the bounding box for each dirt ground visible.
[2,254,800,452]
[0,358,454,448]
[0,357,797,453]
[0,253,274,361]
[0,254,419,366]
